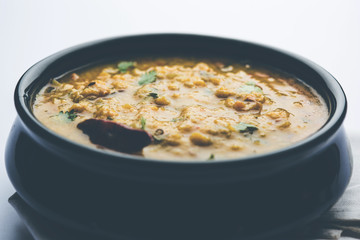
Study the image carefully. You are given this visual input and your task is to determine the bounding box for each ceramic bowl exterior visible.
[6,34,352,240]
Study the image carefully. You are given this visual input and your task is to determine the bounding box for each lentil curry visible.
[33,58,328,161]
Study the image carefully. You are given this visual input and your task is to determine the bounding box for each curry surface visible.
[33,58,328,161]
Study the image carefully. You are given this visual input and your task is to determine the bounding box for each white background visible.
[1,0,359,239]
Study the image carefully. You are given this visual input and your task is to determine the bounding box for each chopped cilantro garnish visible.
[58,110,77,121]
[170,117,184,122]
[140,116,146,130]
[117,61,135,73]
[138,71,157,85]
[148,92,159,99]
[246,81,256,85]
[239,81,263,93]
[234,122,258,134]
[208,154,215,160]
[51,79,61,86]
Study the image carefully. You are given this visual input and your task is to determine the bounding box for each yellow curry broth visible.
[33,58,328,161]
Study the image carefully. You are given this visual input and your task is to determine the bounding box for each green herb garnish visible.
[51,79,61,86]
[138,71,157,85]
[208,154,215,160]
[58,110,78,121]
[148,92,159,99]
[140,116,146,130]
[234,122,258,134]
[170,117,184,122]
[246,81,256,85]
[239,81,263,93]
[117,61,135,73]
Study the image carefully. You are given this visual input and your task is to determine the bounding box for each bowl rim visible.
[14,33,347,166]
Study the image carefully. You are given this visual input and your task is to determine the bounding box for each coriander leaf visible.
[170,117,184,122]
[140,116,146,130]
[138,71,157,85]
[58,111,66,120]
[66,110,78,121]
[117,61,135,73]
[239,82,263,93]
[148,92,159,99]
[246,81,256,86]
[58,110,78,122]
[208,154,215,160]
[234,122,258,133]
[51,79,61,86]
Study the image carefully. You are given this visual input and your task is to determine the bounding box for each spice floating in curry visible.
[33,58,328,161]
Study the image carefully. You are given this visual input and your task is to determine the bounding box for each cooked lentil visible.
[33,58,328,161]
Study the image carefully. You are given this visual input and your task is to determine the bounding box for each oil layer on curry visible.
[33,58,328,161]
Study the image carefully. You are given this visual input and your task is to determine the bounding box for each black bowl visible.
[6,34,352,240]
